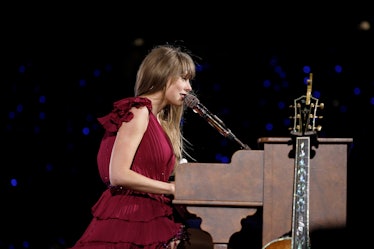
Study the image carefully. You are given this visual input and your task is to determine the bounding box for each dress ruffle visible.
[71,189,188,249]
[97,97,152,133]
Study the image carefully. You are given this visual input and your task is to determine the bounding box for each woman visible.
[70,44,196,249]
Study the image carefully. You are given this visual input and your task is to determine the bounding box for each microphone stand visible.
[192,107,251,150]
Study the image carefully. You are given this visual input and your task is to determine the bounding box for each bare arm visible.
[109,106,175,195]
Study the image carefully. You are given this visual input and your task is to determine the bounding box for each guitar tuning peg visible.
[315,125,322,131]
[318,103,324,109]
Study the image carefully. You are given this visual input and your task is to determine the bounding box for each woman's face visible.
[165,76,192,106]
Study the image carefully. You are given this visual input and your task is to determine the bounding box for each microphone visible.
[184,94,250,150]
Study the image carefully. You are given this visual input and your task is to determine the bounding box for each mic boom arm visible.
[187,97,250,150]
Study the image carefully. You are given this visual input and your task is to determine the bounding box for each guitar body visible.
[262,237,291,249]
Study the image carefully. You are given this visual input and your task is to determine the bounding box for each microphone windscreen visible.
[184,94,200,108]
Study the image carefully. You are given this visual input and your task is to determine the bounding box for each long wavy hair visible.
[134,44,196,164]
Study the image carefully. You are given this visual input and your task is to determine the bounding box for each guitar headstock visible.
[289,73,324,137]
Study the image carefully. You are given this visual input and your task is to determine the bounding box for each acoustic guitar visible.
[262,73,323,249]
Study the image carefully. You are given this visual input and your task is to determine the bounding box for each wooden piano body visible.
[173,137,352,249]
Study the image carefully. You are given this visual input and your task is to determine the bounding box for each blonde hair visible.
[134,44,196,163]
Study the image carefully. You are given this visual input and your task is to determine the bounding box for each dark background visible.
[1,3,373,248]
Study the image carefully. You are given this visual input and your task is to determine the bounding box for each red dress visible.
[70,97,187,249]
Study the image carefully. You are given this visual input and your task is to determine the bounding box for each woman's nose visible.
[186,81,192,91]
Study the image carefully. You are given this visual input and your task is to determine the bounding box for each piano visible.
[173,137,352,249]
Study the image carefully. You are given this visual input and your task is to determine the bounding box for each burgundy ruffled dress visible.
[70,97,188,249]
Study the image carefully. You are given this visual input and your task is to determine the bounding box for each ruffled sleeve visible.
[97,97,152,132]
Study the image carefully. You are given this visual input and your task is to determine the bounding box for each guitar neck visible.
[291,136,311,249]
[263,73,322,249]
